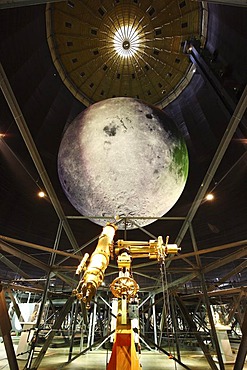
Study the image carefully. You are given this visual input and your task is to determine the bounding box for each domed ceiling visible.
[46,0,207,107]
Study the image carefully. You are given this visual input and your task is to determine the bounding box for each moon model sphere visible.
[58,97,189,229]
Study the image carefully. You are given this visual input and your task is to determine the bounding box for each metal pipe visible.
[0,63,80,253]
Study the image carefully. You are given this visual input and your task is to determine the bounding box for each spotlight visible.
[205,193,214,201]
[38,191,45,198]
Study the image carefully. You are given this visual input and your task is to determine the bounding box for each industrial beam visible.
[5,289,23,320]
[189,224,225,370]
[174,82,247,246]
[0,286,19,370]
[0,239,77,290]
[175,294,219,370]
[155,245,247,294]
[25,296,75,370]
[25,221,64,368]
[209,259,247,291]
[0,236,82,287]
[54,271,77,286]
[0,63,80,253]
[203,247,247,274]
[0,253,31,279]
[0,235,82,261]
[154,271,198,294]
[200,274,225,370]
[132,271,160,282]
[233,307,247,370]
[2,282,70,296]
[0,240,50,272]
[171,240,247,261]
[181,286,247,300]
[228,291,245,324]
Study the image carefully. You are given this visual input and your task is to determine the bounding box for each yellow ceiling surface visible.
[46,0,206,107]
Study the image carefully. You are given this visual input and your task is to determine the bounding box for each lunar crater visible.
[103,124,117,136]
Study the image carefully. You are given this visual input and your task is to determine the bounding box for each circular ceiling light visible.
[113,26,140,58]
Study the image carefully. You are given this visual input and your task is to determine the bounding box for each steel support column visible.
[25,296,75,370]
[200,275,225,370]
[68,300,79,361]
[24,220,64,369]
[233,307,247,370]
[170,293,181,361]
[176,294,219,370]
[0,286,19,370]
[189,224,225,370]
[6,289,23,322]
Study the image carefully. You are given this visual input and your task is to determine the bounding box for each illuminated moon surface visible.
[58,97,189,229]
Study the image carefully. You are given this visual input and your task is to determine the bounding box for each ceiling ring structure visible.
[46,0,207,108]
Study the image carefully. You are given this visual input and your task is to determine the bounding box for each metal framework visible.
[0,24,247,370]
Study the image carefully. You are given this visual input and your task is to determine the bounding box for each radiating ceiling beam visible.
[0,63,80,253]
[0,0,65,9]
[175,83,247,247]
